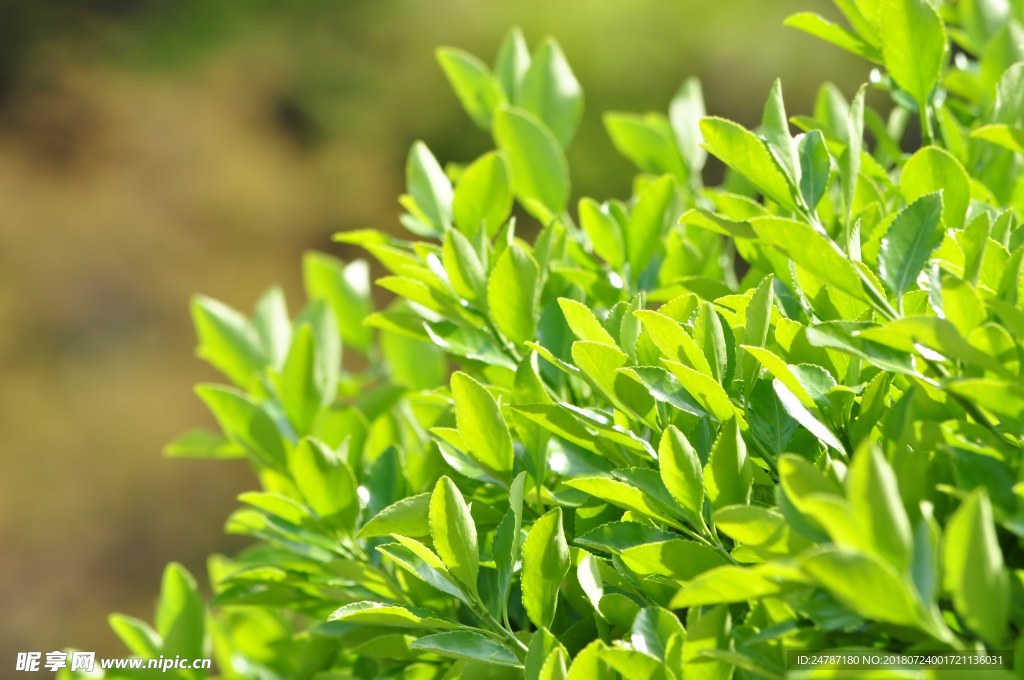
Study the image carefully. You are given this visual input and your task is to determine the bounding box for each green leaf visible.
[494,27,530,101]
[409,631,522,668]
[381,325,447,390]
[329,601,465,630]
[443,229,487,303]
[605,112,687,181]
[558,298,617,346]
[620,539,727,581]
[488,243,539,346]
[252,286,290,368]
[939,277,986,338]
[275,324,326,433]
[600,645,669,678]
[971,124,1024,154]
[879,0,947,113]
[576,552,604,613]
[494,106,570,221]
[842,85,865,223]
[163,428,245,459]
[946,379,1024,426]
[670,77,707,174]
[626,175,676,276]
[658,425,704,520]
[798,130,831,210]
[804,321,917,376]
[693,302,731,386]
[108,614,160,658]
[746,380,798,456]
[859,316,1013,381]
[944,490,1009,646]
[740,274,774,384]
[453,151,513,238]
[191,295,266,388]
[406,141,454,233]
[513,403,602,453]
[704,419,753,509]
[528,630,569,680]
[762,79,799,185]
[900,147,970,228]
[450,371,515,478]
[682,605,731,680]
[196,385,288,471]
[527,628,565,680]
[801,547,924,629]
[878,193,944,300]
[519,38,583,148]
[437,47,505,130]
[302,253,373,351]
[716,506,787,551]
[522,508,571,629]
[699,117,799,212]
[670,564,789,608]
[750,216,866,301]
[296,299,340,396]
[567,640,615,680]
[634,310,712,376]
[429,476,480,598]
[155,563,205,658]
[359,493,431,539]
[662,360,735,422]
[579,198,625,269]
[540,648,570,680]
[774,376,846,453]
[630,366,706,417]
[571,341,650,417]
[778,454,850,537]
[679,208,757,240]
[577,521,677,554]
[631,607,684,660]
[238,490,309,526]
[378,537,471,605]
[848,445,912,570]
[785,12,881,61]
[291,438,359,533]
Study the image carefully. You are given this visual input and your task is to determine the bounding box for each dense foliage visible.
[71,0,1024,677]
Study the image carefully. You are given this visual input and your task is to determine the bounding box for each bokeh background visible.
[0,0,866,664]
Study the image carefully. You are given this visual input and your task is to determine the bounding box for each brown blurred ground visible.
[0,0,865,663]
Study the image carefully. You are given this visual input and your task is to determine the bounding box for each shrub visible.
[74,0,1024,677]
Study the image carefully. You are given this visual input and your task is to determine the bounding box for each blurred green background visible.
[0,0,865,664]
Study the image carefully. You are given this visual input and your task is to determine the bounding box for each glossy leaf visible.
[409,631,522,668]
[519,38,583,148]
[879,193,944,299]
[488,243,540,346]
[429,476,480,597]
[900,147,969,227]
[291,438,359,533]
[522,508,571,629]
[945,490,1009,646]
[658,425,704,520]
[453,151,513,237]
[700,117,799,212]
[494,106,570,221]
[879,0,947,113]
[437,47,505,130]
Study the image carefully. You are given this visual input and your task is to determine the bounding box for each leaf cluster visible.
[74,2,1024,678]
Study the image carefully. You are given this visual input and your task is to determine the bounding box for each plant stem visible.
[920,102,935,146]
[474,602,529,654]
